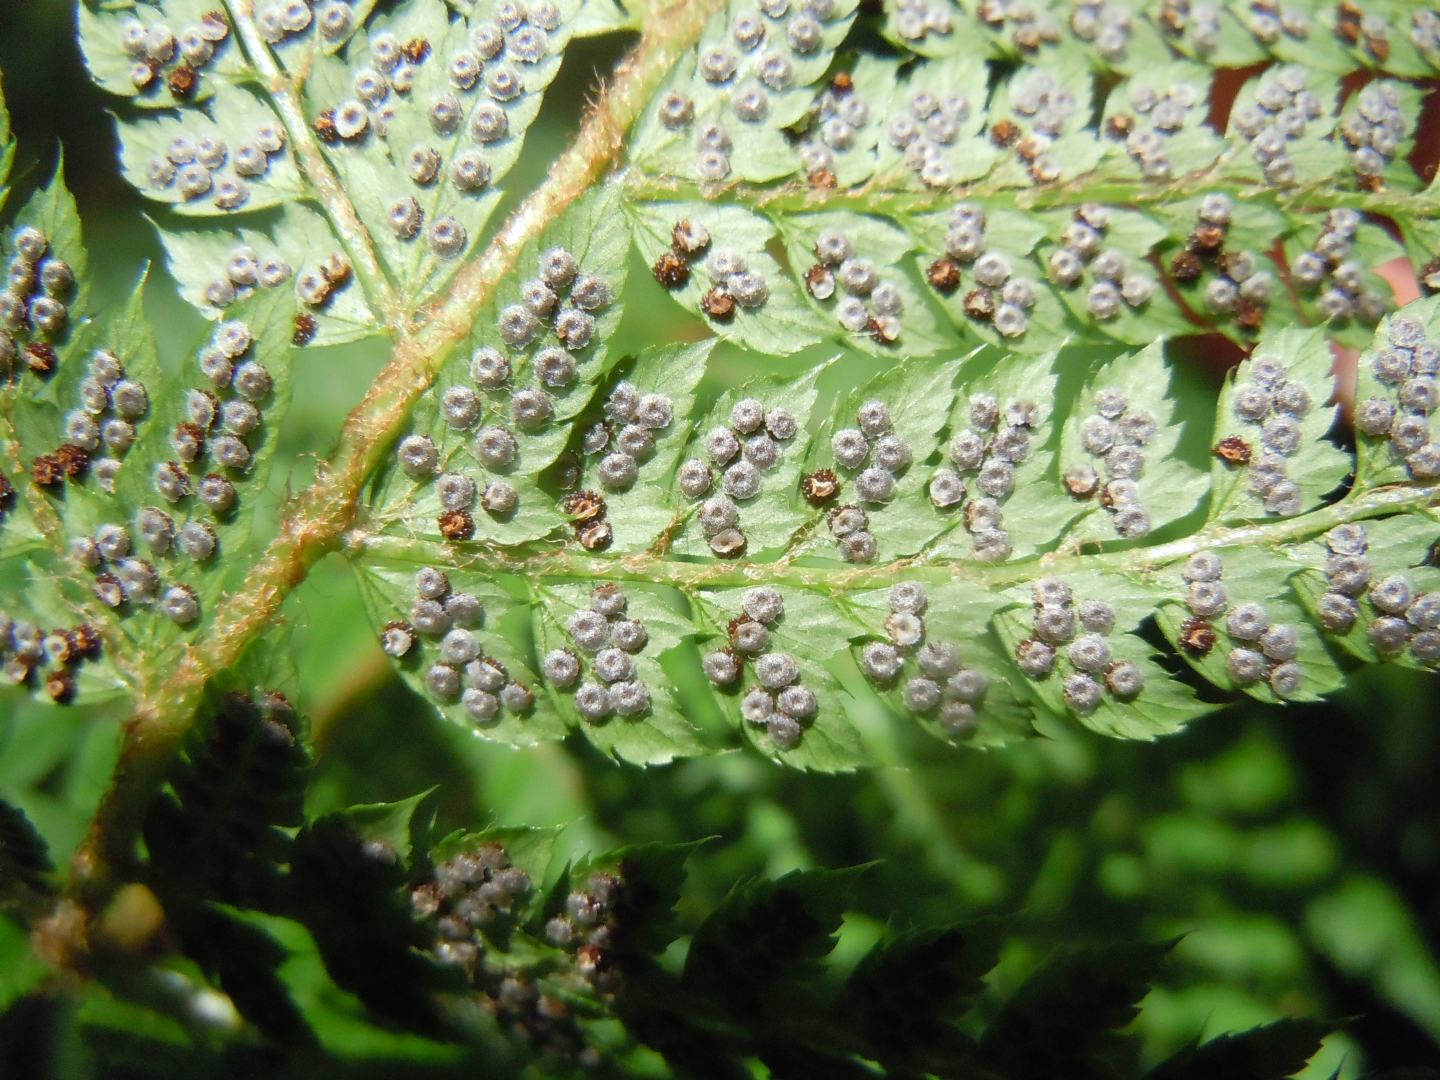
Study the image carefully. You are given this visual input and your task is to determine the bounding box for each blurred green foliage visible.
[2,2,1440,1077]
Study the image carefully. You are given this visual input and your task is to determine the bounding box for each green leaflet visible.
[665,359,829,561]
[1289,514,1440,673]
[531,579,706,764]
[1058,340,1207,545]
[116,82,307,216]
[777,209,950,358]
[929,348,1074,562]
[627,200,832,357]
[570,342,713,554]
[801,356,958,563]
[355,562,567,750]
[1206,326,1348,524]
[693,584,865,770]
[1145,192,1301,342]
[1097,62,1223,180]
[626,0,862,185]
[993,571,1209,741]
[0,72,12,210]
[366,185,628,549]
[76,1,253,110]
[844,580,1034,751]
[158,205,379,346]
[1353,297,1440,488]
[1155,544,1346,706]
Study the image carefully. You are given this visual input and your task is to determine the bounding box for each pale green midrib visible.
[622,171,1439,220]
[349,481,1440,593]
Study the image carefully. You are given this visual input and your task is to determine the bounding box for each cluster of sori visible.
[975,0,1061,52]
[1234,0,1310,44]
[582,381,676,493]
[117,8,230,99]
[1168,194,1272,333]
[885,83,971,190]
[1218,354,1313,515]
[930,391,1039,562]
[498,244,611,359]
[1334,0,1391,64]
[678,397,799,558]
[992,70,1075,184]
[1314,524,1440,663]
[1175,551,1304,695]
[389,566,537,722]
[796,74,871,185]
[553,488,610,551]
[38,350,141,494]
[59,349,149,496]
[1414,9,1440,56]
[1113,77,1202,180]
[1046,204,1156,322]
[1068,1,1133,61]
[803,229,905,344]
[651,218,711,290]
[438,397,519,535]
[1354,315,1440,480]
[1338,82,1407,184]
[545,868,628,996]
[927,203,1038,339]
[1230,65,1322,188]
[177,320,272,504]
[857,583,984,739]
[255,0,357,45]
[72,499,217,628]
[695,247,771,324]
[1290,210,1389,325]
[892,0,955,44]
[1155,0,1223,54]
[318,26,427,141]
[702,587,817,749]
[396,247,613,538]
[827,400,908,563]
[412,841,594,1060]
[413,841,534,970]
[372,4,559,222]
[0,613,101,704]
[1068,388,1158,538]
[1,226,71,383]
[1012,578,1143,713]
[545,584,655,722]
[145,120,288,213]
[199,242,293,312]
[657,0,840,182]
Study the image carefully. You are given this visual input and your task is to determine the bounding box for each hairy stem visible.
[347,481,1440,592]
[69,0,724,901]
